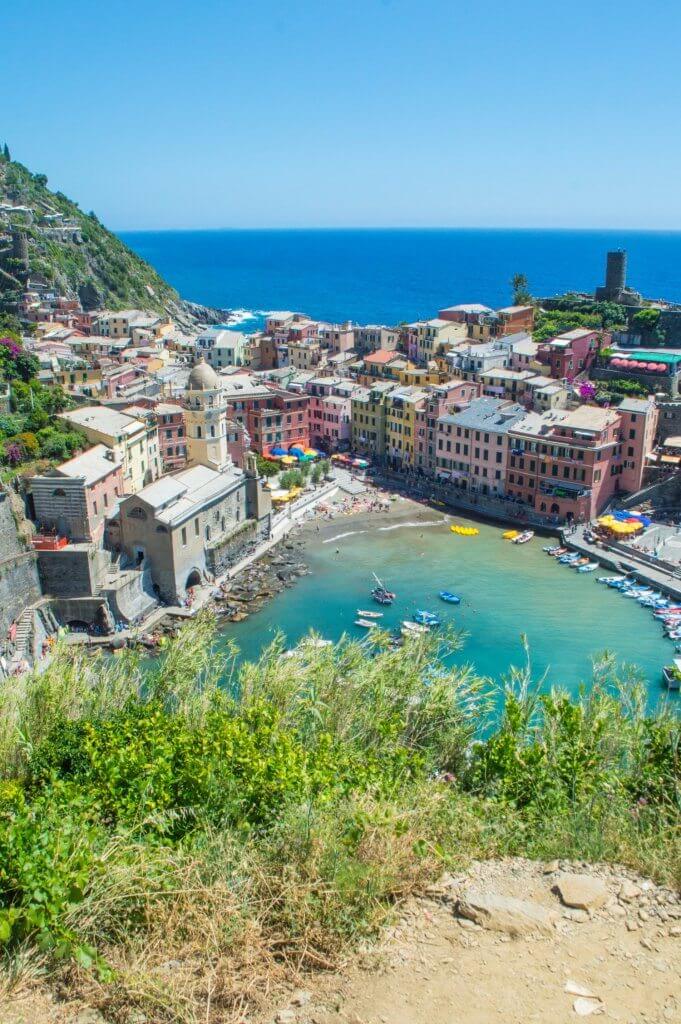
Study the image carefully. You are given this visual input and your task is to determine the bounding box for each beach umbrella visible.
[270,446,287,456]
[304,448,318,456]
[280,455,296,465]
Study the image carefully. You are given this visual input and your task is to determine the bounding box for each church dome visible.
[187,357,220,391]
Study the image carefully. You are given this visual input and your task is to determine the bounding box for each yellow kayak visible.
[503,529,520,540]
[450,524,480,537]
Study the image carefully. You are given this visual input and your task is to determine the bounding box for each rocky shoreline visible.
[209,538,312,622]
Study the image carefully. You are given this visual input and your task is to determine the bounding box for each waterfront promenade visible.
[562,523,681,602]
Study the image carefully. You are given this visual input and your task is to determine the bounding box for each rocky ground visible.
[2,860,680,1023]
[210,538,311,622]
[267,858,681,1024]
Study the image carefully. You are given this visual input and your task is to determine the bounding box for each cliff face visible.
[0,153,221,327]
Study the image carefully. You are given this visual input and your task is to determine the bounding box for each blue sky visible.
[4,0,680,229]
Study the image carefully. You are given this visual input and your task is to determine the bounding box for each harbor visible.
[215,497,677,700]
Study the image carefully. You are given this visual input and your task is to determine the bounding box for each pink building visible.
[505,406,623,522]
[305,377,356,451]
[617,397,658,493]
[154,402,187,471]
[29,445,124,543]
[434,397,527,495]
[538,329,604,380]
[414,380,482,472]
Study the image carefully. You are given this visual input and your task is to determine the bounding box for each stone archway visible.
[186,568,202,589]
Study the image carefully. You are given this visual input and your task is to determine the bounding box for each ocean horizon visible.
[120,227,681,327]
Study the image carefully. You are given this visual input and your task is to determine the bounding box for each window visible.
[194,517,199,536]
[181,527,187,546]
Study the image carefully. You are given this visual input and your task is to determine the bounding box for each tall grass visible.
[0,613,678,1022]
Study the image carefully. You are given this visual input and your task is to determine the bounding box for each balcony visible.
[539,481,591,499]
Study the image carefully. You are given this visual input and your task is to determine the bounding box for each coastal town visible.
[3,237,681,678]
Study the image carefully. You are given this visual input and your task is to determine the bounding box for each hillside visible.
[0,147,220,325]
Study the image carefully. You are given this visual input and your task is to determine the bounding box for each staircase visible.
[9,607,33,671]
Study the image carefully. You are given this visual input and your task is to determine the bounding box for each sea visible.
[120,228,681,328]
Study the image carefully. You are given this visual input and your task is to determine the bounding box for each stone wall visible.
[206,519,264,578]
[0,490,41,636]
[37,547,101,598]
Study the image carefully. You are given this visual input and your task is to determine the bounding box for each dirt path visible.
[2,859,679,1023]
[273,859,680,1024]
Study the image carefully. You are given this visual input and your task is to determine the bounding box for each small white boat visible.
[577,562,599,573]
[356,609,383,618]
[355,618,378,628]
[513,530,535,544]
[402,620,429,633]
[662,659,681,690]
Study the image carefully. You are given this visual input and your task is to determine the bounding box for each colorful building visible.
[59,406,160,494]
[538,329,603,380]
[434,398,526,495]
[29,445,124,542]
[504,405,623,522]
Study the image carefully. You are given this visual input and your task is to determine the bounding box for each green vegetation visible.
[255,454,280,478]
[511,272,532,307]
[0,336,85,469]
[0,619,678,1019]
[0,154,181,315]
[632,307,664,344]
[532,298,629,343]
[595,377,650,403]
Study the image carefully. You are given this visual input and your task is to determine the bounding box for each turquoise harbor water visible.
[216,511,675,700]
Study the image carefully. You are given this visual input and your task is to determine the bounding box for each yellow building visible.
[54,364,103,396]
[59,406,161,494]
[385,386,428,468]
[351,381,396,459]
[406,319,467,364]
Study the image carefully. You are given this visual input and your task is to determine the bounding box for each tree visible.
[2,143,9,162]
[311,464,323,486]
[255,455,279,478]
[511,272,532,306]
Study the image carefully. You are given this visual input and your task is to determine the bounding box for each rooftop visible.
[617,397,653,414]
[131,464,244,526]
[52,444,121,485]
[364,349,402,365]
[61,406,146,439]
[439,303,493,314]
[440,398,526,431]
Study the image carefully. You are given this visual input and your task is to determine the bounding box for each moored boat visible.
[355,618,378,628]
[439,591,461,604]
[662,659,681,690]
[577,561,599,573]
[357,609,383,618]
[513,530,535,544]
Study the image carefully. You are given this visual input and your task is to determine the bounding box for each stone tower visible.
[184,358,234,472]
[594,249,641,305]
[605,250,626,295]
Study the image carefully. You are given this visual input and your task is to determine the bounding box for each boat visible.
[504,530,520,541]
[549,547,568,557]
[513,530,535,544]
[451,524,480,536]
[577,562,599,573]
[355,618,378,628]
[402,621,429,634]
[558,553,581,564]
[439,591,461,604]
[371,573,395,604]
[414,610,441,626]
[543,544,561,553]
[356,609,383,618]
[598,575,625,584]
[662,659,681,690]
[572,557,590,568]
